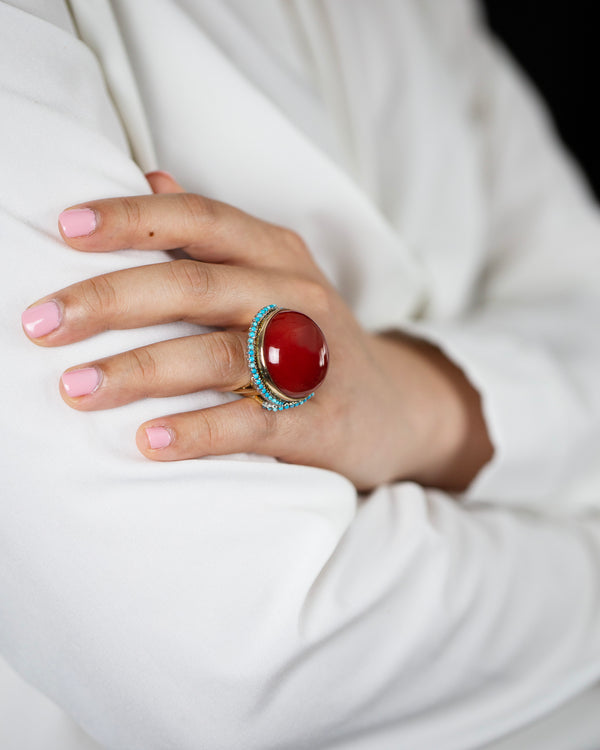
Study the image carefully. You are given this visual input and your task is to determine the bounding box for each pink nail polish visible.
[22,300,61,338]
[59,208,97,238]
[61,367,101,397]
[146,426,173,449]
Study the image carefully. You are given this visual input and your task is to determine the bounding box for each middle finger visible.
[21,259,318,346]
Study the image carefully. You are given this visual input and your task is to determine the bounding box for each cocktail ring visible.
[233,304,329,411]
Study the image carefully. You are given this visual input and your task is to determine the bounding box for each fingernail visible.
[146,426,173,449]
[22,300,61,338]
[145,170,176,182]
[59,208,97,238]
[61,367,102,397]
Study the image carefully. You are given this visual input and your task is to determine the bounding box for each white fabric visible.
[1,1,600,748]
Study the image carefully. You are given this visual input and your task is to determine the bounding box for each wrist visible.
[369,331,494,491]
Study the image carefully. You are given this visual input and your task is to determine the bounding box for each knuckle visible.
[256,403,279,444]
[127,347,158,390]
[194,409,222,452]
[181,193,219,229]
[209,333,247,384]
[278,227,311,260]
[120,196,144,233]
[237,397,278,447]
[299,277,332,317]
[169,258,211,299]
[78,274,119,318]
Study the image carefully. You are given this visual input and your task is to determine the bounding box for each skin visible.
[22,172,493,492]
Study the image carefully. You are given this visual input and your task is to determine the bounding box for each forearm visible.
[387,1,600,510]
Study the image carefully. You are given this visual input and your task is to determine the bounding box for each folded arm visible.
[413,0,600,509]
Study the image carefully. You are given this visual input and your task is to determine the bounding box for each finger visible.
[136,397,297,461]
[21,259,322,346]
[59,331,249,410]
[57,191,306,268]
[145,171,186,195]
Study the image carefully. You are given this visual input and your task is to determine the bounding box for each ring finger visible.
[60,330,250,410]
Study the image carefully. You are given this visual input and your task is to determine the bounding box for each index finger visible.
[57,192,296,267]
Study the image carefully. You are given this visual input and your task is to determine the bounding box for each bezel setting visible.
[245,305,319,411]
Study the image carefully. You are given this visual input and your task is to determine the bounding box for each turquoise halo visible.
[246,304,315,411]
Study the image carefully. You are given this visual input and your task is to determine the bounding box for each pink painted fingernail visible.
[22,300,61,338]
[61,367,102,397]
[59,208,97,238]
[146,426,173,449]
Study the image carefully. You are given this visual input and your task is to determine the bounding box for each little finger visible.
[136,398,298,460]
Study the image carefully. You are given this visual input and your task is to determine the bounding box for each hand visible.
[22,172,492,491]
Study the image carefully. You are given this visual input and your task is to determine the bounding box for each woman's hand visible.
[21,173,492,491]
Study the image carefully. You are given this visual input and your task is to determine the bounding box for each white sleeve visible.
[410,1,600,511]
[1,3,600,750]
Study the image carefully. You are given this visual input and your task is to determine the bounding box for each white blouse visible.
[1,1,600,748]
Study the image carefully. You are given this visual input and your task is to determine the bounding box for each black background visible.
[482,2,598,198]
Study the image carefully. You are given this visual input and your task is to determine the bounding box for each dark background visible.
[482,2,598,198]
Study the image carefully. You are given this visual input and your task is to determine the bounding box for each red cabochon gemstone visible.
[263,310,329,399]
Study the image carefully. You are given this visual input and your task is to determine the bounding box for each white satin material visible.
[1,1,600,748]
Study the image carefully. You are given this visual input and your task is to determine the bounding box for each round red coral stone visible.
[263,310,329,399]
